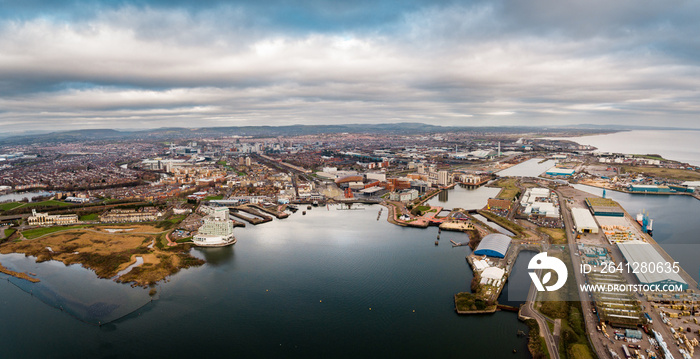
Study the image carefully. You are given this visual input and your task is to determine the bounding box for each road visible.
[556,188,611,359]
[521,268,560,359]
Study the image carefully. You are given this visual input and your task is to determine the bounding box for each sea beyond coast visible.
[548,129,700,167]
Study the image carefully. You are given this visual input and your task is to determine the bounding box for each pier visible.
[249,204,289,219]
[230,206,273,225]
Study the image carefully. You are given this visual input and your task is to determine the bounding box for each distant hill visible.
[0,122,676,145]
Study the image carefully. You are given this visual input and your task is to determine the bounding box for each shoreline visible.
[572,182,698,287]
[0,262,40,283]
[575,180,700,202]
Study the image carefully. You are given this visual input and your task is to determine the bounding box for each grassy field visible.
[4,228,16,239]
[79,213,99,221]
[633,154,665,161]
[0,202,24,211]
[621,165,700,181]
[21,225,90,239]
[524,318,550,359]
[454,292,495,312]
[23,200,74,208]
[491,177,521,200]
[537,227,567,244]
[156,215,186,230]
[535,251,595,359]
[204,195,224,201]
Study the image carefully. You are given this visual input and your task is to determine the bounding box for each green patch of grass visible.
[633,154,665,161]
[237,171,247,176]
[477,210,525,236]
[411,205,431,216]
[537,227,567,244]
[79,213,99,221]
[204,195,224,201]
[454,292,494,312]
[491,177,521,200]
[524,318,550,359]
[176,236,193,243]
[23,200,73,208]
[496,188,520,200]
[4,228,17,238]
[569,344,594,359]
[21,225,90,240]
[0,202,24,211]
[155,215,186,230]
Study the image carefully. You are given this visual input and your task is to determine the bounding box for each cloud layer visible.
[1,0,699,131]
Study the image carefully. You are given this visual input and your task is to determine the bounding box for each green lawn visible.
[204,195,224,201]
[569,344,594,359]
[491,178,521,200]
[79,213,99,221]
[21,225,89,240]
[24,200,73,208]
[0,202,24,211]
[155,215,187,230]
[4,228,16,238]
[537,227,567,244]
[176,237,193,243]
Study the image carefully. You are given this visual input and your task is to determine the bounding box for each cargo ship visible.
[636,211,653,235]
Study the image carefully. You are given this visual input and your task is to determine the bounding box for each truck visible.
[645,312,653,324]
[622,345,632,358]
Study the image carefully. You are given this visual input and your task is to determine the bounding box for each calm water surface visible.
[426,183,500,210]
[0,191,54,202]
[0,204,530,358]
[549,130,700,167]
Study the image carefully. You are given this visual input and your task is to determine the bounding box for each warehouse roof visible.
[571,208,598,230]
[474,233,512,258]
[617,240,687,288]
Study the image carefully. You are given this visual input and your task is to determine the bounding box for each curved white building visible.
[193,207,236,247]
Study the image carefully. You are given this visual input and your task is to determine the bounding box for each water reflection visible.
[194,246,235,266]
[438,190,448,202]
[0,253,153,325]
[0,191,54,202]
[426,185,500,210]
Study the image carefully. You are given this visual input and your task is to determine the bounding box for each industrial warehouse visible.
[571,207,599,234]
[473,233,512,258]
[616,240,688,291]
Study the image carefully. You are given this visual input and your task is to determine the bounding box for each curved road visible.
[521,268,560,359]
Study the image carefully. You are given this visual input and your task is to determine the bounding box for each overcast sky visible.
[1,0,699,132]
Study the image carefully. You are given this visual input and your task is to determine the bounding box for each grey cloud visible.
[1,1,700,131]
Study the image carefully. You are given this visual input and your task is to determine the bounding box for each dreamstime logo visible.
[528,253,568,292]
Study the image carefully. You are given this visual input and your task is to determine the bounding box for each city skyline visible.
[1,0,699,132]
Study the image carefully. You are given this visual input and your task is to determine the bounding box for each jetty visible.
[249,204,289,219]
[230,206,273,225]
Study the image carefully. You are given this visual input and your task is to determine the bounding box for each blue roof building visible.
[474,233,512,258]
[545,167,576,177]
